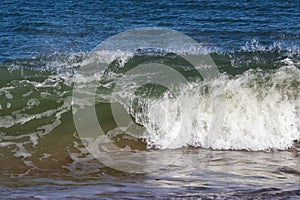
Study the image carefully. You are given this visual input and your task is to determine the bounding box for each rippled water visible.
[0,0,300,199]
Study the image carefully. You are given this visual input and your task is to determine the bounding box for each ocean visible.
[0,0,299,199]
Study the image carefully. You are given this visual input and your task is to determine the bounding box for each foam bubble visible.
[5,92,13,100]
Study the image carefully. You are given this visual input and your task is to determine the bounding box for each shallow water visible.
[1,0,300,199]
[1,143,300,199]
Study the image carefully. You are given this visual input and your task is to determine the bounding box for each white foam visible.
[26,98,40,109]
[79,50,134,69]
[241,39,300,53]
[5,91,13,100]
[22,90,33,97]
[126,66,300,151]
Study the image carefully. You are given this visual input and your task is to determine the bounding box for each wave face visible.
[0,45,299,155]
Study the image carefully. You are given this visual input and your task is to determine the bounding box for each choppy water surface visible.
[0,0,299,199]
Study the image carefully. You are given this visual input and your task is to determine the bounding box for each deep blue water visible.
[1,0,299,62]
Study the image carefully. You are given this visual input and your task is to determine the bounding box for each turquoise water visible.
[0,0,300,199]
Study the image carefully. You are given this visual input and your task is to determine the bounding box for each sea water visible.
[0,0,299,199]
